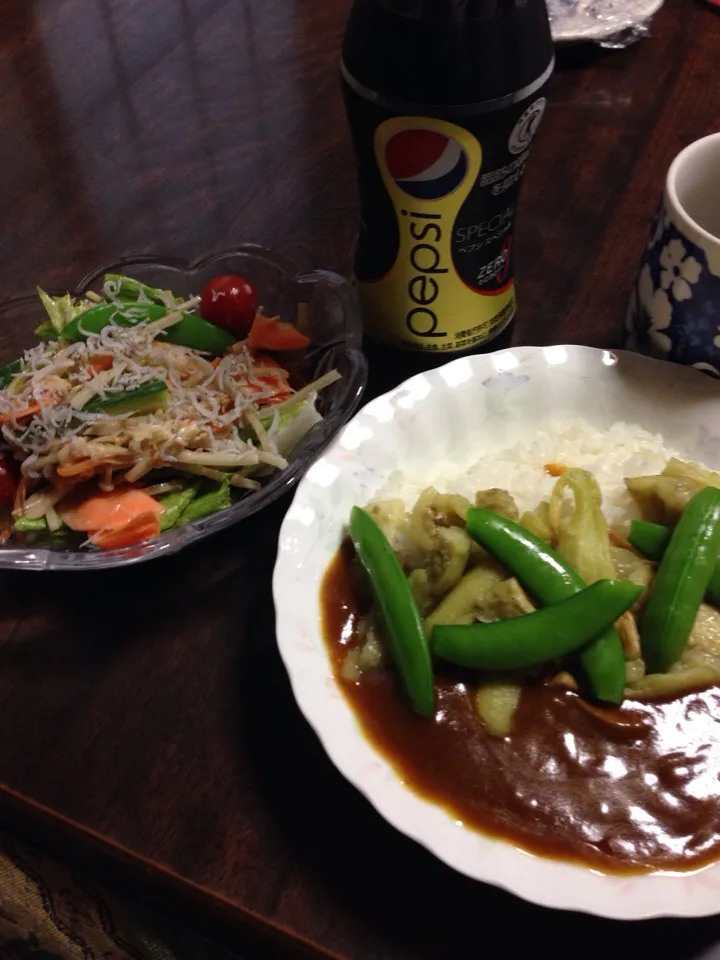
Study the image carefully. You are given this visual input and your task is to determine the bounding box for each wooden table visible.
[2,0,720,957]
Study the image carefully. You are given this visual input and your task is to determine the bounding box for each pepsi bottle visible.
[342,0,554,356]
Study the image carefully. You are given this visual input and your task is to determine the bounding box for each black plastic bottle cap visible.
[342,0,554,109]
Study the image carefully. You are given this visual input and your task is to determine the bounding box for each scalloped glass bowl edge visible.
[0,246,367,570]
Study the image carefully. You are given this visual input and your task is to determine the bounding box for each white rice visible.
[375,419,683,526]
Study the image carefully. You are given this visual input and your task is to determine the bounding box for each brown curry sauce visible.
[322,539,720,872]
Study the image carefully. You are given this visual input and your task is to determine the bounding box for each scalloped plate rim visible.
[273,344,720,919]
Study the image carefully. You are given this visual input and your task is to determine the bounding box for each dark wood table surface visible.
[2,0,720,957]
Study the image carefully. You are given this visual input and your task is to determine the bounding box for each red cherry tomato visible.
[200,275,257,336]
[0,459,16,507]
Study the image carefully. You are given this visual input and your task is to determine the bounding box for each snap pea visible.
[630,518,720,607]
[178,479,232,526]
[349,506,434,717]
[13,516,68,535]
[83,380,169,416]
[640,486,720,673]
[103,274,174,306]
[158,482,201,532]
[628,518,669,560]
[467,509,580,599]
[14,516,48,532]
[62,302,235,355]
[60,302,161,340]
[465,509,626,703]
[163,313,236,354]
[432,580,642,671]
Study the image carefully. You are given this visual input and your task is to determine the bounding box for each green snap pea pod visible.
[465,508,626,703]
[14,516,48,532]
[467,509,580,600]
[628,519,670,560]
[162,314,235,354]
[640,486,720,674]
[62,302,235,355]
[0,359,21,389]
[630,518,720,607]
[178,480,232,526]
[13,516,68,535]
[349,505,434,717]
[432,580,642,671]
[62,302,165,340]
[83,380,169,416]
[102,274,175,306]
[158,483,201,532]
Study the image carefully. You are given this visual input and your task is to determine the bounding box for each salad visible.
[0,273,339,550]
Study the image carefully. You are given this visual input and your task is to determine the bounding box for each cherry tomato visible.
[0,458,17,507]
[200,275,257,335]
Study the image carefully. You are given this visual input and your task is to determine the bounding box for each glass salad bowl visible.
[0,246,367,570]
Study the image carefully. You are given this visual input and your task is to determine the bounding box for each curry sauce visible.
[322,540,720,872]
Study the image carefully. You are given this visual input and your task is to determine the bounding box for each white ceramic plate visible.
[273,345,720,919]
[549,0,663,43]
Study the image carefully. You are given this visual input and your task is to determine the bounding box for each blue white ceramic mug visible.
[627,132,720,375]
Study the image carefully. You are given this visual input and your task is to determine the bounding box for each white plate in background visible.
[549,0,663,43]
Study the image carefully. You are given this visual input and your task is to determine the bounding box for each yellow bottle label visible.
[357,115,517,353]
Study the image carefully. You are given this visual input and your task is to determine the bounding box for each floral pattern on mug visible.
[636,263,672,353]
[627,202,720,376]
[659,238,701,301]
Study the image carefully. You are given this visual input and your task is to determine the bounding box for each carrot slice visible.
[248,314,310,352]
[0,401,43,424]
[258,382,293,404]
[0,515,11,545]
[58,488,163,532]
[89,355,113,374]
[0,391,60,424]
[544,463,567,477]
[13,475,27,514]
[90,512,160,549]
[246,353,292,401]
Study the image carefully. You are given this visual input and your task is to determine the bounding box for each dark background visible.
[1,0,720,957]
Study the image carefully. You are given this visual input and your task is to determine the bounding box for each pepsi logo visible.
[385,129,468,200]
